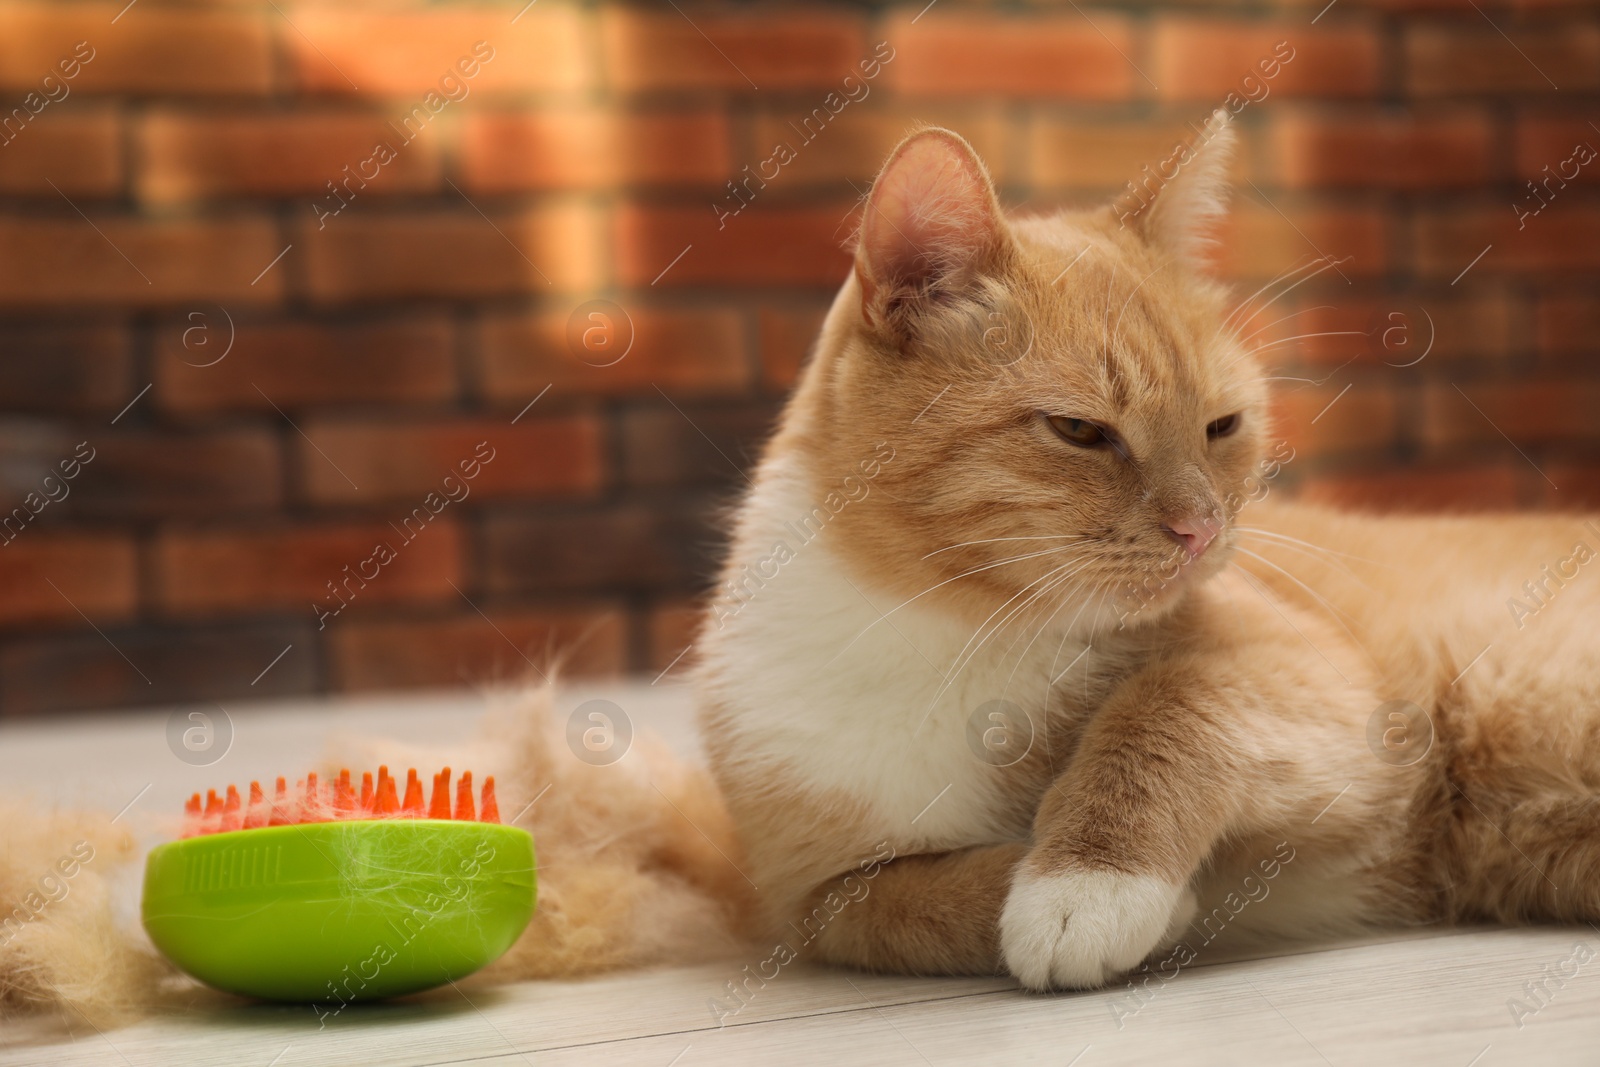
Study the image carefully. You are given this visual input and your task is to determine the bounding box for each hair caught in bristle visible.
[179,766,507,837]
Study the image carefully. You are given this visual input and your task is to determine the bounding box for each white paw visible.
[1000,866,1190,990]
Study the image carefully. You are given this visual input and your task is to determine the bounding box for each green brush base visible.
[142,820,535,1003]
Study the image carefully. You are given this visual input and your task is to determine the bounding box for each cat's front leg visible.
[999,670,1254,990]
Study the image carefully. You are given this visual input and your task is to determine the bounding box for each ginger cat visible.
[694,110,1600,990]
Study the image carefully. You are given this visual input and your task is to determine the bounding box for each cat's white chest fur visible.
[700,455,1081,851]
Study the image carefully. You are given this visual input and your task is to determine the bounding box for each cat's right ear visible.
[854,128,1007,339]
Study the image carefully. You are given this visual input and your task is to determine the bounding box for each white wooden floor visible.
[4,684,1600,1065]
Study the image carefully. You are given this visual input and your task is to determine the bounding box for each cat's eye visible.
[1207,413,1241,439]
[1045,414,1108,448]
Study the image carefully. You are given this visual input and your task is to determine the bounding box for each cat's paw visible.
[999,866,1191,991]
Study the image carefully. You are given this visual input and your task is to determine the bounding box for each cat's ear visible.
[1139,108,1237,269]
[854,127,1007,336]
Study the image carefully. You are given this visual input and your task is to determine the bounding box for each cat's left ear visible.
[1139,108,1237,269]
[854,127,1008,337]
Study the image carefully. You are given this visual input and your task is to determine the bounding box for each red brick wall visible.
[0,1,1596,714]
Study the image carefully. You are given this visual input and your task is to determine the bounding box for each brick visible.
[1296,463,1525,513]
[1153,21,1380,99]
[0,420,103,500]
[1537,295,1600,360]
[331,607,626,692]
[154,521,463,618]
[0,5,272,95]
[0,108,120,195]
[286,8,587,96]
[301,206,601,303]
[884,13,1134,99]
[1514,117,1600,184]
[1543,462,1600,510]
[603,9,866,93]
[0,325,129,412]
[0,217,284,306]
[1264,293,1518,366]
[646,599,702,675]
[1219,204,1389,281]
[1424,380,1600,449]
[751,105,1010,188]
[1271,109,1494,189]
[296,417,603,504]
[619,403,779,489]
[1269,382,1399,459]
[0,621,315,716]
[462,109,730,193]
[1413,207,1600,278]
[484,504,722,596]
[1406,24,1600,95]
[139,112,442,203]
[0,535,136,627]
[61,430,283,518]
[155,317,456,412]
[759,305,828,391]
[479,307,749,401]
[615,204,855,288]
[1029,117,1251,191]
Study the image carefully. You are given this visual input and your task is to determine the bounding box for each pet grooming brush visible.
[141,766,536,1002]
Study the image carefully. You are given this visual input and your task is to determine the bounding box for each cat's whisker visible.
[1223,255,1332,332]
[827,544,1087,668]
[998,562,1092,660]
[1042,581,1097,707]
[1248,329,1367,357]
[1234,525,1356,557]
[1000,566,1098,699]
[943,559,1088,685]
[1044,574,1105,687]
[917,557,1089,731]
[1233,546,1375,659]
[923,534,1086,560]
[1240,304,1335,347]
[1233,525,1395,571]
[1232,256,1351,336]
[943,562,1090,711]
[1233,528,1376,592]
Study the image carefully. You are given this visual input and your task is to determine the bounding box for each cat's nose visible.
[1162,515,1219,559]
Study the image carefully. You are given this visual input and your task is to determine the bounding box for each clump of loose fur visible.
[399,686,755,982]
[0,806,169,1027]
[0,684,754,1033]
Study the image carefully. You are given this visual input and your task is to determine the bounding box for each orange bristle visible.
[454,771,474,821]
[269,777,290,826]
[182,765,507,835]
[480,776,500,823]
[221,784,243,831]
[429,768,452,820]
[402,768,424,815]
[243,781,267,829]
[374,769,400,815]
